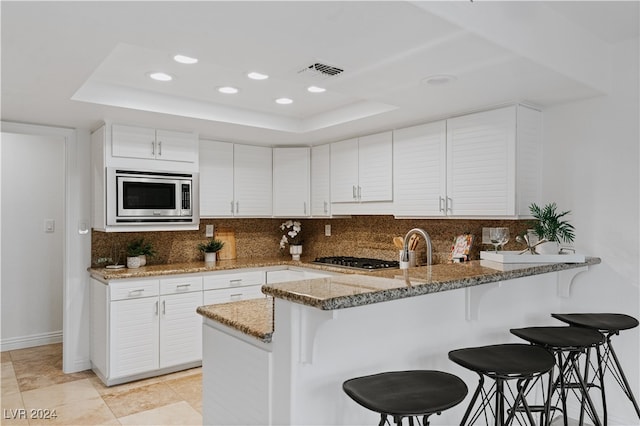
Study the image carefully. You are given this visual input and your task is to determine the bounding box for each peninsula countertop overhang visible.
[260,257,601,310]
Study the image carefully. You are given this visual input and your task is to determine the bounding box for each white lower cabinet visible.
[91,276,203,386]
[203,270,266,305]
[159,276,203,368]
[110,294,160,378]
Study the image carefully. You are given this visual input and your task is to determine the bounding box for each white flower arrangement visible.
[279,220,302,249]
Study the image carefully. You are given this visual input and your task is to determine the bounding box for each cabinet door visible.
[310,144,331,216]
[110,297,159,378]
[330,138,359,203]
[358,131,393,202]
[159,291,203,368]
[393,122,447,216]
[273,147,310,217]
[446,106,516,216]
[200,140,235,217]
[111,124,156,160]
[234,144,272,216]
[155,129,198,163]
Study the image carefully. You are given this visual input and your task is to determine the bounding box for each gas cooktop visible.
[313,256,400,271]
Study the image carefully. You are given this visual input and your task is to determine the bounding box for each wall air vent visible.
[298,62,344,80]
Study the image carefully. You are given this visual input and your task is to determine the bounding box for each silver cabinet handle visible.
[176,284,191,289]
[151,141,155,156]
[229,279,243,286]
[447,197,453,213]
[324,201,328,214]
[230,293,242,301]
[230,201,234,214]
[439,196,445,213]
[158,141,162,156]
[128,289,144,297]
[352,185,357,200]
[155,300,158,315]
[162,300,166,315]
[358,186,362,200]
[303,202,307,215]
[236,201,239,214]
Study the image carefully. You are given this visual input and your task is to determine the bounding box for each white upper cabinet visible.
[310,144,331,217]
[111,124,197,164]
[199,142,272,217]
[330,131,393,204]
[393,105,540,218]
[199,140,234,217]
[330,138,359,203]
[393,121,447,216]
[273,147,310,217]
[233,144,272,217]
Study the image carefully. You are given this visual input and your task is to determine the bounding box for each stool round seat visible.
[343,370,468,418]
[552,313,639,333]
[448,343,555,378]
[510,326,604,349]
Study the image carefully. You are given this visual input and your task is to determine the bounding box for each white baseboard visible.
[0,330,63,352]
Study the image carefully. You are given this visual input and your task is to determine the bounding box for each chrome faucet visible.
[401,228,433,269]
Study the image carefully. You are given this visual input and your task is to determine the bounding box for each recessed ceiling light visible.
[421,74,457,86]
[148,72,173,82]
[307,86,326,93]
[218,86,239,94]
[173,54,198,64]
[275,97,293,105]
[247,71,269,80]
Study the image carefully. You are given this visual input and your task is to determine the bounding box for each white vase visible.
[204,252,217,264]
[536,241,560,255]
[138,255,146,266]
[289,244,303,261]
[126,256,141,269]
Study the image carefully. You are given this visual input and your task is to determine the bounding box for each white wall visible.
[542,37,639,425]
[1,132,65,347]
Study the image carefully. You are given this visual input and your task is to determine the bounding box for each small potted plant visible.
[126,239,145,268]
[279,220,303,260]
[529,202,575,254]
[198,238,225,264]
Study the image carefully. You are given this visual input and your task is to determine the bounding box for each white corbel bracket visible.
[557,266,588,298]
[298,306,337,365]
[465,281,502,321]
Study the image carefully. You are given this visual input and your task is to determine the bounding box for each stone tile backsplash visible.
[91,216,531,267]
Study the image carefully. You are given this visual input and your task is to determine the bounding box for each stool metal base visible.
[552,313,640,423]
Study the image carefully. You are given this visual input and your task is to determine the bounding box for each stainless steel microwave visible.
[106,168,198,225]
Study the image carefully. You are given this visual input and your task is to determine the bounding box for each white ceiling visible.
[1,1,638,146]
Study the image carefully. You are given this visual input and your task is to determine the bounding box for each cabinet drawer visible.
[203,285,265,305]
[160,276,203,295]
[203,271,264,291]
[110,279,159,301]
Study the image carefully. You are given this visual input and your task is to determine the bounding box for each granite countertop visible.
[261,257,602,310]
[89,257,329,281]
[197,297,274,343]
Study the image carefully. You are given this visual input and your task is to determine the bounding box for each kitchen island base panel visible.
[92,361,202,387]
[266,273,560,425]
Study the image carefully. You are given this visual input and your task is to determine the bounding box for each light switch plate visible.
[325,224,331,236]
[44,219,55,233]
[205,224,214,237]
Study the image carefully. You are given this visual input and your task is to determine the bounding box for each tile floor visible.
[1,344,202,425]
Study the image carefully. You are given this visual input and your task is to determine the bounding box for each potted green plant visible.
[198,238,225,263]
[126,239,145,268]
[529,202,575,254]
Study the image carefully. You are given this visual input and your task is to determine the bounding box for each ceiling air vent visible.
[298,62,344,80]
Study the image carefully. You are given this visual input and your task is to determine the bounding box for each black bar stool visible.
[448,343,555,426]
[552,313,640,423]
[510,326,605,426]
[343,370,468,425]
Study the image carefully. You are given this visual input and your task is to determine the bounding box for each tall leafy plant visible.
[529,202,575,243]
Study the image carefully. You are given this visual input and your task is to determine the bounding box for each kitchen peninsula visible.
[197,257,600,425]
